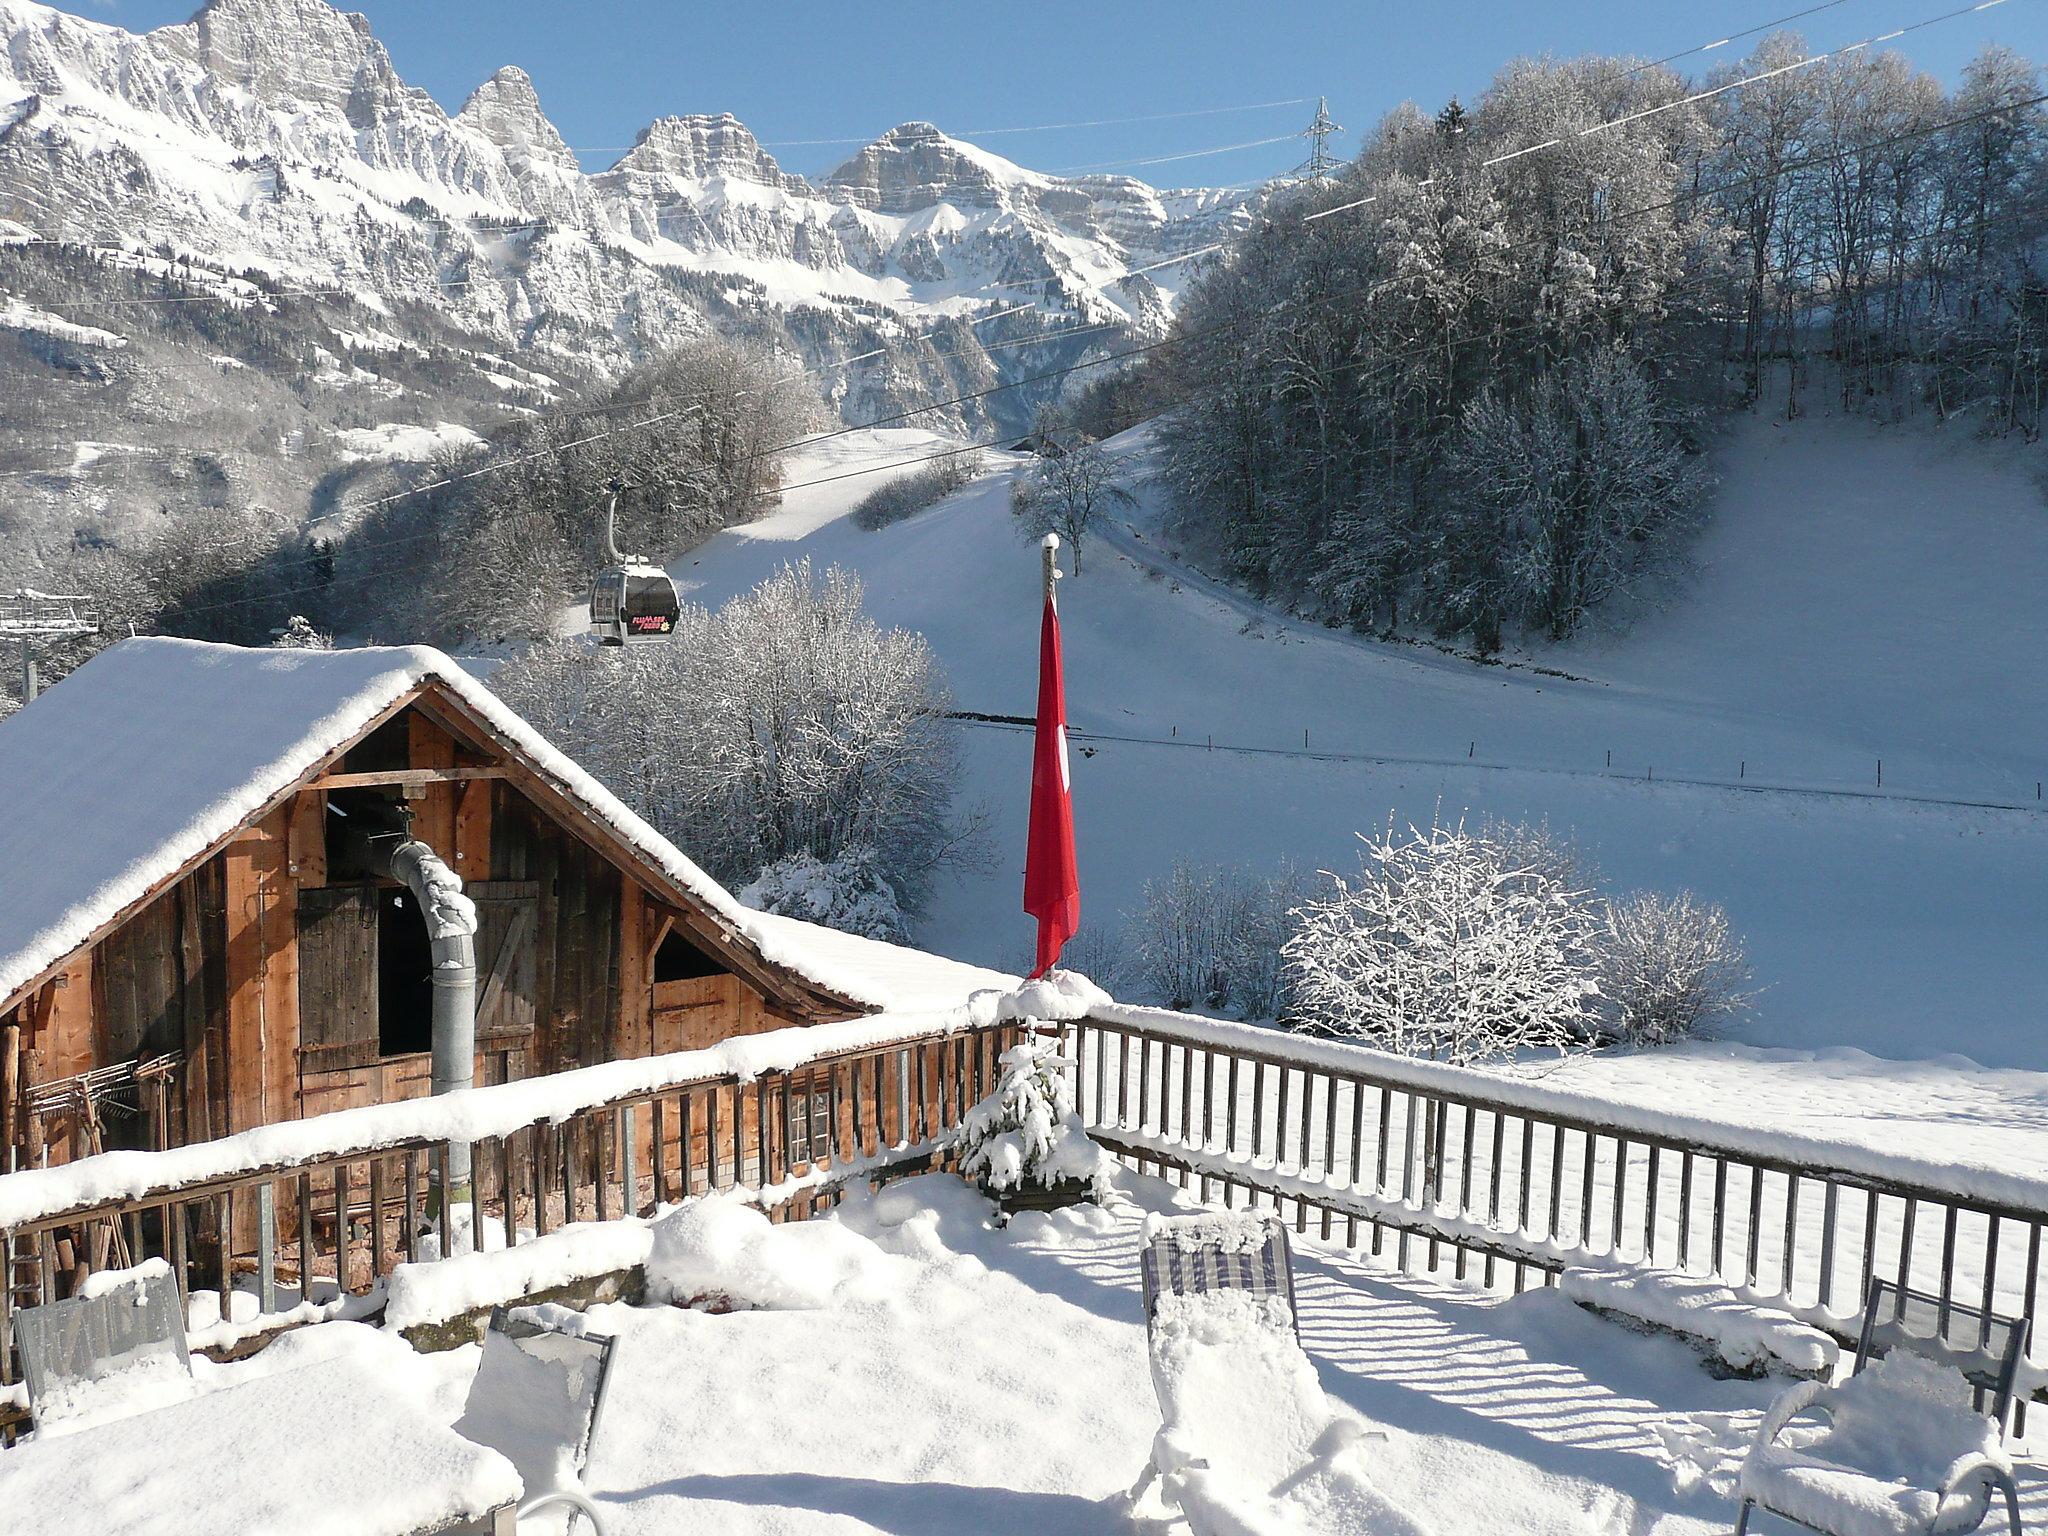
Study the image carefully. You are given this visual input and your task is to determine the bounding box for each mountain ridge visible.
[0,0,1257,363]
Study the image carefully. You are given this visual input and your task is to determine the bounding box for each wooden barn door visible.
[468,879,539,1085]
[296,886,380,1080]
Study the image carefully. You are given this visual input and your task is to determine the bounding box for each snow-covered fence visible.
[0,1014,1025,1434]
[1073,1006,2048,1408]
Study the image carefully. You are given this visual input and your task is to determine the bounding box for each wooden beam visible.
[453,777,494,881]
[224,811,297,1134]
[288,789,326,889]
[617,881,646,1060]
[311,766,510,790]
[39,960,94,1083]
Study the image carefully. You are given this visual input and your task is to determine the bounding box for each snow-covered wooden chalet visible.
[0,639,982,1173]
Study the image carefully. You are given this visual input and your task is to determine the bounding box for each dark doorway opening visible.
[655,928,725,982]
[378,889,435,1056]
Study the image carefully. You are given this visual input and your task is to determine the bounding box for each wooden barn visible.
[0,637,962,1177]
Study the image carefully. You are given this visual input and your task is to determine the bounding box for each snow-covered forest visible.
[1149,40,2048,648]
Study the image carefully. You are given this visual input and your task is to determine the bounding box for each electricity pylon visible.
[1293,96,1345,183]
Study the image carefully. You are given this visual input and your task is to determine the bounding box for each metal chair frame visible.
[464,1305,618,1536]
[10,1267,191,1431]
[1733,1278,2030,1536]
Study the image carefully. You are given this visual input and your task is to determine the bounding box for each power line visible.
[1047,133,1303,176]
[58,76,2037,581]
[4,0,1950,321]
[5,0,2029,596]
[1612,0,1863,81]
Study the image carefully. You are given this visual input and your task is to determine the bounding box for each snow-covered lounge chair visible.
[456,1305,617,1535]
[1135,1212,1431,1536]
[11,1260,192,1432]
[1733,1279,2029,1536]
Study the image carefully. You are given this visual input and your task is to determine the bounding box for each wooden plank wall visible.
[491,793,626,1075]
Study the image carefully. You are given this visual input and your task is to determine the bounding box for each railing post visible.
[255,1182,279,1314]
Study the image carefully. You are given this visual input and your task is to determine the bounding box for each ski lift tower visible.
[0,589,100,705]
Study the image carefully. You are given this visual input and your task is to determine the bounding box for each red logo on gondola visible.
[629,614,672,633]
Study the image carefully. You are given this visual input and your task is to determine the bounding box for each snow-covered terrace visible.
[16,1165,2048,1535]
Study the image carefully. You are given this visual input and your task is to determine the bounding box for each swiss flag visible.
[1024,544,1079,978]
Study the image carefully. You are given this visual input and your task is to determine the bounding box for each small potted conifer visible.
[957,1033,1111,1221]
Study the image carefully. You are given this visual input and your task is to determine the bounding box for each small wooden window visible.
[787,1089,835,1166]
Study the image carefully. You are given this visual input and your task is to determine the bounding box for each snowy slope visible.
[670,416,2048,1072]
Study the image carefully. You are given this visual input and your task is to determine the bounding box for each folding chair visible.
[1733,1278,2030,1536]
[456,1306,618,1536]
[11,1263,192,1432]
[1140,1211,1300,1342]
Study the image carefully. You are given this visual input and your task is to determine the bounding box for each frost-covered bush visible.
[493,560,964,917]
[956,1038,1109,1198]
[1127,859,1307,1020]
[1045,923,1126,996]
[1282,820,1605,1062]
[1599,890,1752,1045]
[851,452,981,531]
[738,848,906,944]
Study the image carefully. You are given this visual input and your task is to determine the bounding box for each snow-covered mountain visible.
[0,0,1257,392]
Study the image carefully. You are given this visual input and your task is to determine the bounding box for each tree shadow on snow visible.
[609,1471,1127,1535]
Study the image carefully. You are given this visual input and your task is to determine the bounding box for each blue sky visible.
[70,0,2048,184]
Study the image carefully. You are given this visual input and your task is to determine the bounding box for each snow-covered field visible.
[30,1171,2043,1534]
[673,414,2048,1078]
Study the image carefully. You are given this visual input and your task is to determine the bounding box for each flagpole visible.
[1041,532,1060,605]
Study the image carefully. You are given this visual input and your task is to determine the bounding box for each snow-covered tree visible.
[956,1037,1109,1199]
[1009,414,1135,575]
[1282,819,1605,1062]
[1599,891,1753,1045]
[492,560,968,918]
[1446,351,1703,640]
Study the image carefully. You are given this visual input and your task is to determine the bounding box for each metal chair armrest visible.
[515,1488,610,1536]
[1936,1450,2011,1504]
[1755,1379,1834,1448]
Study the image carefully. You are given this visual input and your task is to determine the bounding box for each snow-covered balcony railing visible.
[1072,1006,2048,1408]
[0,1008,1030,1426]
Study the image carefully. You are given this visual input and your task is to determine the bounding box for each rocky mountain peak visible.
[824,121,1034,214]
[612,113,806,192]
[163,0,401,122]
[457,64,577,177]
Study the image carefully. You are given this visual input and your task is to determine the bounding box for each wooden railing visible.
[1072,1008,2048,1397]
[1,1017,1023,1432]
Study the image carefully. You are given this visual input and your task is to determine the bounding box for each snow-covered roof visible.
[0,637,1011,1018]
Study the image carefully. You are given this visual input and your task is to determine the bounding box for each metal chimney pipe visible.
[386,837,478,1229]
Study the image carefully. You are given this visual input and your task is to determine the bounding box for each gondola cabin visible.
[0,638,979,1176]
[589,563,680,646]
